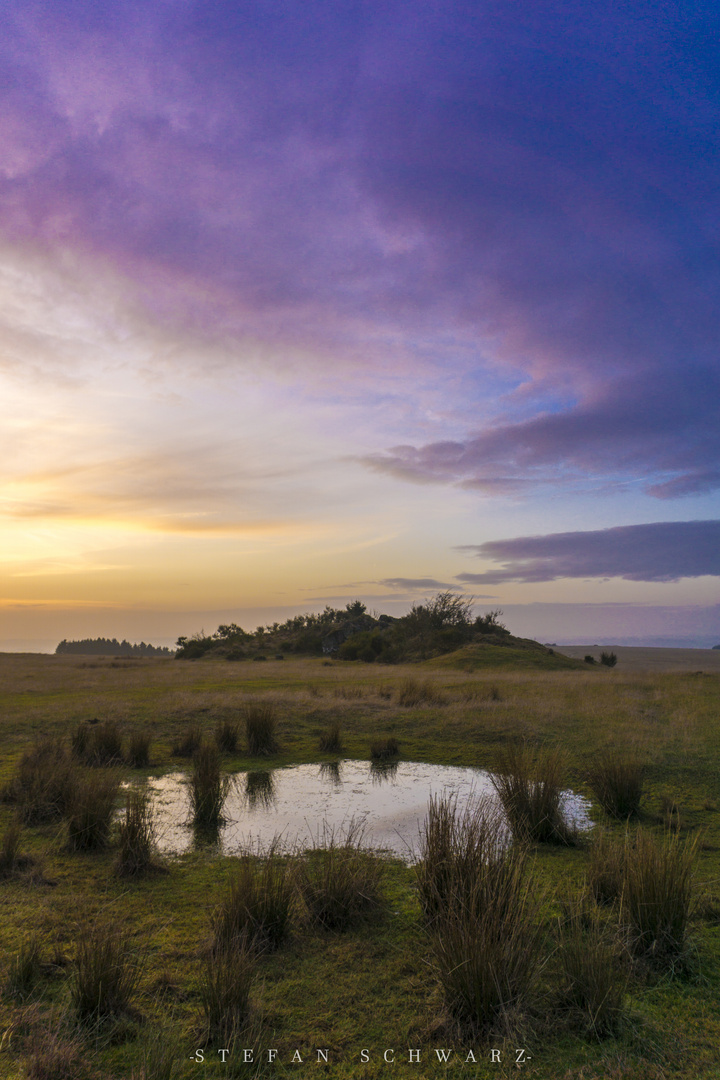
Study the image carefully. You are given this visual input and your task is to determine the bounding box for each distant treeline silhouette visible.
[55,637,174,657]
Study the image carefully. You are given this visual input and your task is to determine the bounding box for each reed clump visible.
[126,730,151,768]
[4,935,43,999]
[72,720,124,766]
[65,770,120,851]
[370,737,399,761]
[215,719,240,754]
[420,796,544,1035]
[245,703,279,756]
[298,822,384,931]
[4,738,76,824]
[586,751,645,819]
[71,922,141,1021]
[0,819,24,878]
[212,843,295,952]
[172,724,202,758]
[491,743,576,844]
[621,827,698,961]
[556,899,626,1037]
[199,934,255,1043]
[587,829,626,907]
[319,722,342,753]
[189,743,230,827]
[116,788,157,877]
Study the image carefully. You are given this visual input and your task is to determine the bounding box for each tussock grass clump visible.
[72,720,124,765]
[172,724,202,758]
[4,738,76,824]
[586,752,645,819]
[396,677,445,707]
[134,1028,183,1080]
[25,1029,89,1080]
[65,770,120,851]
[298,822,384,931]
[245,703,279,757]
[319,723,342,753]
[587,830,625,907]
[416,794,507,925]
[556,900,626,1037]
[422,799,543,1035]
[71,922,141,1021]
[116,789,157,877]
[215,719,239,754]
[621,828,698,961]
[491,743,576,845]
[4,934,42,998]
[189,743,230,827]
[0,818,24,877]
[370,737,399,761]
[212,843,295,952]
[126,730,151,768]
[199,934,255,1043]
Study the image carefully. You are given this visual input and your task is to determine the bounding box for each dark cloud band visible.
[457,520,720,584]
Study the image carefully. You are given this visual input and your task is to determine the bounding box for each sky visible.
[1,0,719,651]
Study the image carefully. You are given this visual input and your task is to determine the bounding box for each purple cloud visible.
[1,2,719,492]
[457,520,720,584]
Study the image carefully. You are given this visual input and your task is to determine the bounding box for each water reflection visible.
[370,760,399,784]
[244,770,275,809]
[136,760,593,862]
[319,761,342,786]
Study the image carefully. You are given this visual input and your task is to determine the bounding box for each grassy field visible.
[1,651,720,1079]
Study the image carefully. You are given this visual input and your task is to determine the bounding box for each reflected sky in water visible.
[133,760,593,861]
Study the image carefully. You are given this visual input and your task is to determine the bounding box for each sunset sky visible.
[1,0,719,650]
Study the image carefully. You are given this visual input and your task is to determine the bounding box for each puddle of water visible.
[129,760,592,861]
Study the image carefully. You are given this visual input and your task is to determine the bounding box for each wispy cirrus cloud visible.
[457,521,720,584]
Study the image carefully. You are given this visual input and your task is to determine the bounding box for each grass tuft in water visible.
[65,770,120,851]
[189,742,230,827]
[491,743,577,844]
[116,788,157,877]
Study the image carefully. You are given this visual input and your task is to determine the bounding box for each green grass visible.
[0,653,719,1078]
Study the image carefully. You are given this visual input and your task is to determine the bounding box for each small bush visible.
[127,730,151,768]
[586,752,644,819]
[319,723,342,754]
[396,678,444,707]
[600,651,617,668]
[584,655,596,664]
[4,934,42,998]
[5,738,76,824]
[298,822,384,931]
[245,703,279,757]
[621,828,698,961]
[556,901,626,1037]
[116,789,157,877]
[215,720,240,754]
[212,843,295,952]
[65,770,120,851]
[370,737,399,761]
[172,724,202,758]
[587,830,625,906]
[71,922,141,1020]
[199,935,255,1043]
[189,743,230,827]
[491,743,577,844]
